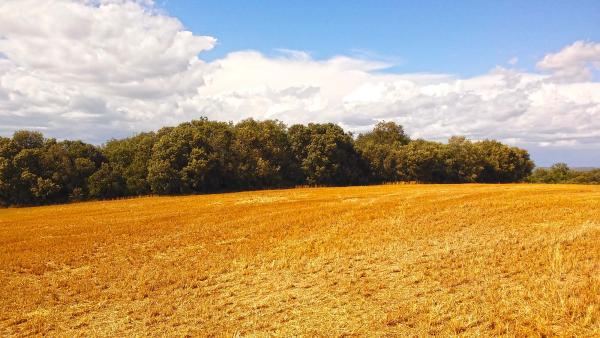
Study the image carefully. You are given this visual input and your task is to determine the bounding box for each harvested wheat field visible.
[1,184,599,336]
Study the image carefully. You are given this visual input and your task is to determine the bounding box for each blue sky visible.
[162,0,600,76]
[1,0,599,166]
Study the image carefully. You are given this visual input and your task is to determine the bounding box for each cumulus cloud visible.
[0,0,599,165]
[537,40,600,82]
[0,0,215,141]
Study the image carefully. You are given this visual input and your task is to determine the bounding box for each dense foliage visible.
[0,118,536,206]
[527,163,600,184]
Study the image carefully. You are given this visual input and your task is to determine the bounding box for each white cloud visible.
[0,0,599,165]
[537,40,600,82]
[0,0,215,141]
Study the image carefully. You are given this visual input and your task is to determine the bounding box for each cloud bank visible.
[1,0,599,164]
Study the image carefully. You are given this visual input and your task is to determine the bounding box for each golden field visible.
[1,184,599,336]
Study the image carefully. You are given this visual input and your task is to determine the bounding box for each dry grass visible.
[1,184,599,336]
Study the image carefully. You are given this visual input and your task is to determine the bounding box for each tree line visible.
[527,163,600,184]
[1,118,536,206]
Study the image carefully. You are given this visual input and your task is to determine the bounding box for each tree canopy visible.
[0,119,539,206]
[527,163,600,184]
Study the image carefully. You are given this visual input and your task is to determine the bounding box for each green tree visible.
[0,120,542,206]
[10,139,46,204]
[88,163,126,199]
[569,169,600,184]
[0,131,105,205]
[289,123,366,185]
[147,118,235,194]
[31,177,60,202]
[103,132,156,195]
[35,139,105,203]
[528,163,574,183]
[443,136,484,183]
[147,159,180,194]
[11,130,44,150]
[476,140,534,183]
[356,121,410,182]
[396,140,447,183]
[233,119,297,188]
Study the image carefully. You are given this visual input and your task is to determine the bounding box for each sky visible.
[164,0,600,76]
[0,0,599,166]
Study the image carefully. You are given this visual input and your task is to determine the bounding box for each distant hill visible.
[572,167,599,172]
[537,166,598,172]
